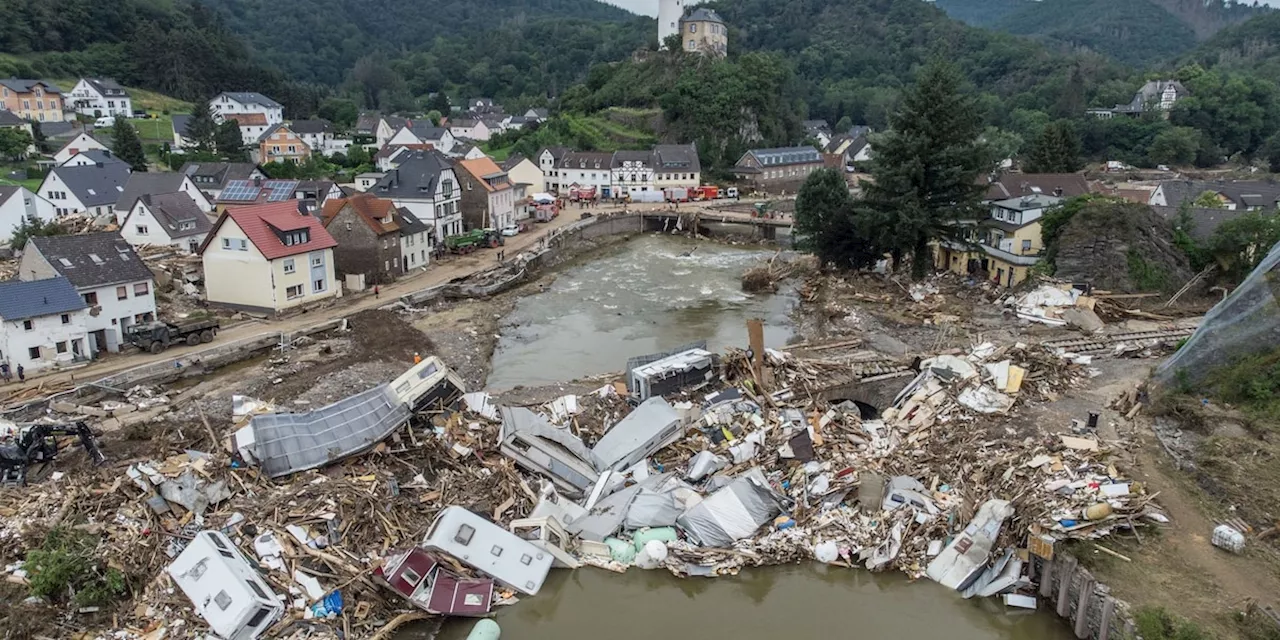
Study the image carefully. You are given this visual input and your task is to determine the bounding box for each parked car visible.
[131,110,152,119]
[500,225,520,237]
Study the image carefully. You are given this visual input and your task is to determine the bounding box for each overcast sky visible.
[596,0,1280,18]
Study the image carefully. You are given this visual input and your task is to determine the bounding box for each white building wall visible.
[560,167,612,193]
[53,133,109,165]
[657,0,684,47]
[270,249,337,311]
[85,279,157,352]
[68,80,133,118]
[210,95,283,126]
[203,219,278,311]
[399,230,431,272]
[38,171,89,217]
[0,187,55,245]
[0,310,90,372]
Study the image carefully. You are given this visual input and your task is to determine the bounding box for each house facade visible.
[0,185,55,245]
[936,194,1063,288]
[257,124,312,164]
[552,151,613,197]
[537,147,570,193]
[681,7,728,57]
[371,150,464,243]
[39,161,132,218]
[387,123,456,154]
[53,133,110,165]
[1087,80,1188,118]
[0,277,90,372]
[178,162,266,200]
[732,146,824,189]
[114,172,214,223]
[68,78,132,118]
[448,118,492,142]
[652,144,701,190]
[225,113,271,146]
[119,193,213,254]
[21,232,157,354]
[289,119,336,156]
[1148,180,1280,211]
[0,79,63,122]
[320,194,430,284]
[211,92,283,127]
[610,151,655,197]
[500,155,544,199]
[456,157,516,231]
[200,201,339,313]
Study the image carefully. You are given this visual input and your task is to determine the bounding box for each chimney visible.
[1053,187,1063,197]
[95,162,104,168]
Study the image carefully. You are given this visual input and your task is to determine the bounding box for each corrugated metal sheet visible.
[249,384,410,478]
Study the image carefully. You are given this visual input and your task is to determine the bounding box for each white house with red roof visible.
[198,201,339,313]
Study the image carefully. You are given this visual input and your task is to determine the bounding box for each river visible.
[444,235,1072,640]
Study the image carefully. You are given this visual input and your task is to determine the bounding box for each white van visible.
[94,116,116,128]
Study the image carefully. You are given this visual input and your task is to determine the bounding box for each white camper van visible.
[167,531,284,640]
[422,506,554,596]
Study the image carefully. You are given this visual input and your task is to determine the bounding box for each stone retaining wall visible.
[1035,554,1135,640]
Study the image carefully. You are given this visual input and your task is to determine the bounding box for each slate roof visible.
[355,113,382,134]
[500,154,529,171]
[449,118,479,128]
[115,172,190,212]
[1152,205,1249,241]
[740,146,822,167]
[171,114,193,139]
[320,194,401,236]
[396,207,431,234]
[0,110,26,126]
[135,193,212,239]
[611,150,652,169]
[984,173,1091,202]
[557,151,612,170]
[371,150,455,200]
[50,162,131,207]
[28,232,154,288]
[0,79,61,94]
[539,146,571,163]
[206,201,337,260]
[288,119,332,135]
[0,185,19,204]
[1156,180,1280,210]
[802,119,830,132]
[179,162,261,191]
[215,92,282,109]
[84,78,128,97]
[69,149,123,166]
[407,122,449,141]
[683,7,725,23]
[39,122,76,139]
[653,144,701,172]
[0,277,86,321]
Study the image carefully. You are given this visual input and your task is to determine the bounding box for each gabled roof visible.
[500,154,530,171]
[68,149,123,167]
[0,277,86,321]
[371,150,455,200]
[83,78,128,97]
[288,119,333,135]
[171,114,193,139]
[611,150,652,169]
[1156,179,1280,210]
[374,143,431,163]
[396,207,431,234]
[802,119,830,132]
[653,144,700,172]
[408,122,449,140]
[683,7,725,23]
[135,193,212,239]
[206,201,337,260]
[39,122,77,139]
[215,92,282,109]
[984,173,1090,201]
[256,122,306,143]
[28,232,154,288]
[50,162,131,207]
[215,178,300,205]
[179,162,261,190]
[225,113,269,127]
[449,117,479,128]
[0,79,61,94]
[558,151,612,170]
[991,194,1063,212]
[456,157,509,192]
[539,146,571,162]
[741,146,822,167]
[355,112,382,134]
[0,185,20,205]
[0,110,27,126]
[115,172,191,212]
[320,193,400,236]
[1152,205,1248,241]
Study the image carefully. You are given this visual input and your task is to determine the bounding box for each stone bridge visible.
[812,373,915,419]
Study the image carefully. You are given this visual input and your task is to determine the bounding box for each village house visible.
[118,193,213,254]
[200,201,339,313]
[178,162,266,200]
[53,132,110,166]
[370,149,463,243]
[610,150,655,197]
[0,277,90,372]
[319,193,432,285]
[500,115,532,133]
[825,132,873,172]
[983,172,1090,203]
[0,109,35,155]
[257,123,312,164]
[463,98,501,114]
[552,151,613,198]
[39,161,131,217]
[0,185,55,245]
[374,144,431,172]
[114,172,215,223]
[213,178,301,212]
[355,113,402,148]
[386,122,455,154]
[681,7,728,57]
[537,147,571,193]
[20,232,157,354]
[652,144,701,191]
[500,154,544,203]
[224,113,271,146]
[456,157,516,231]
[732,146,824,189]
[1087,80,1188,118]
[448,142,488,161]
[58,149,124,168]
[68,78,132,118]
[447,117,492,142]
[936,193,1063,288]
[355,172,385,192]
[294,179,342,215]
[0,79,63,122]
[289,119,345,156]
[210,92,283,127]
[171,115,196,149]
[524,108,550,122]
[1148,179,1280,211]
[803,120,832,149]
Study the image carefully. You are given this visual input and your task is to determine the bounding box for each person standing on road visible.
[16,364,24,382]
[0,363,9,384]
[374,285,380,299]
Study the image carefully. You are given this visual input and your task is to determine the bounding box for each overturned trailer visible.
[237,357,465,478]
[375,547,495,617]
[498,406,600,498]
[627,348,718,401]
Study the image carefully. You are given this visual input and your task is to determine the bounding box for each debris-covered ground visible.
[0,272,1204,640]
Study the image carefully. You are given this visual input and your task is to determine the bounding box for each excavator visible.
[0,421,105,486]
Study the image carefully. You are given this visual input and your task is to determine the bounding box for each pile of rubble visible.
[0,333,1167,638]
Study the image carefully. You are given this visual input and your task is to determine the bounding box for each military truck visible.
[443,229,504,254]
[125,319,220,354]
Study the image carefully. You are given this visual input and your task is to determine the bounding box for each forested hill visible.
[934,0,1270,67]
[1188,12,1280,82]
[196,0,643,85]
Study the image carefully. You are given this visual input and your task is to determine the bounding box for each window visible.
[28,347,40,359]
[1021,239,1032,252]
[310,254,323,267]
[135,225,148,235]
[246,580,269,600]
[22,319,33,331]
[60,313,70,324]
[490,545,504,557]
[286,284,304,299]
[83,291,97,305]
[402,567,423,586]
[690,23,697,32]
[56,341,67,354]
[117,285,128,300]
[313,278,326,293]
[245,608,271,629]
[520,553,533,566]
[283,230,309,246]
[455,524,476,545]
[283,258,295,274]
[134,282,149,296]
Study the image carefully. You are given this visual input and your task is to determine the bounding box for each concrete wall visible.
[1036,554,1135,640]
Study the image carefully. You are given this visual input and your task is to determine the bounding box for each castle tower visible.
[657,0,683,49]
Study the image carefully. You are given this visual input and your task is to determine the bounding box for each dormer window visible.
[281,229,310,246]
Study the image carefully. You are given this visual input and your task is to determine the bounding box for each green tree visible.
[1193,190,1226,208]
[1024,120,1083,173]
[0,127,33,160]
[1208,212,1280,281]
[835,115,853,132]
[982,127,1023,166]
[857,60,993,278]
[111,119,147,172]
[317,98,359,128]
[186,102,217,152]
[794,168,870,267]
[1147,126,1201,166]
[350,53,405,110]
[214,120,246,161]
[1263,132,1280,173]
[426,109,443,126]
[426,92,451,115]
[9,213,65,248]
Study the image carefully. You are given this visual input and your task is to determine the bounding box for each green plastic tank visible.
[467,619,501,640]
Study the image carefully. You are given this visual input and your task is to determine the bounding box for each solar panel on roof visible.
[266,188,293,202]
[262,180,295,190]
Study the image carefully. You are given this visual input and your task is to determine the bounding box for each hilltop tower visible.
[658,0,683,49]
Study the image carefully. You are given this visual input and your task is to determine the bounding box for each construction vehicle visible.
[0,421,106,485]
[444,229,504,254]
[125,318,220,354]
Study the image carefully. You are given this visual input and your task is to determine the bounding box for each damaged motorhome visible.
[167,531,284,640]
[498,406,600,497]
[627,347,718,401]
[375,547,495,617]
[592,397,684,472]
[421,506,554,596]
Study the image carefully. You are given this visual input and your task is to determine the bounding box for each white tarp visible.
[676,468,787,548]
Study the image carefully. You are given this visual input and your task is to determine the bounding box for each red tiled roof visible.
[320,194,399,235]
[213,201,337,260]
[225,113,269,127]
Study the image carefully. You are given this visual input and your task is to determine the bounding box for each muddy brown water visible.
[440,236,1073,639]
[425,565,1072,640]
